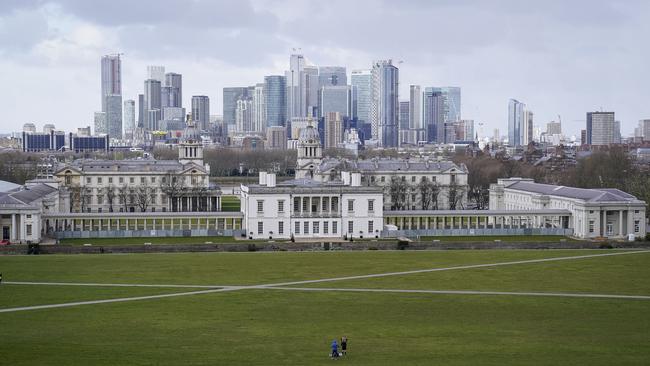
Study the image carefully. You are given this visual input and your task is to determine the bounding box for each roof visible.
[387,209,572,217]
[504,180,643,203]
[0,183,58,209]
[245,178,382,194]
[0,180,20,193]
[318,158,467,174]
[55,159,206,174]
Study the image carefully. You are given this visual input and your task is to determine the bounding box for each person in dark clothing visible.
[0,272,3,284]
[340,336,347,356]
[330,340,339,359]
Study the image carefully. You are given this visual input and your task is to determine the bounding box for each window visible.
[129,177,134,184]
[294,198,300,212]
[380,176,385,183]
[98,208,102,213]
[432,177,436,182]
[151,207,155,212]
[347,200,354,212]
[324,221,329,234]
[348,221,354,234]
[108,177,113,184]
[589,210,594,214]
[26,214,32,219]
[279,222,284,235]
[313,222,320,234]
[371,176,376,183]
[278,200,285,213]
[119,177,124,184]
[295,221,300,234]
[368,221,374,233]
[451,175,456,184]
[634,220,640,233]
[635,210,640,214]
[368,200,374,212]
[257,200,264,213]
[322,199,328,211]
[411,176,416,182]
[302,199,308,212]
[86,177,91,184]
[98,177,103,185]
[606,222,613,236]
[151,177,156,183]
[257,221,263,234]
[97,196,104,205]
[26,224,32,236]
[304,221,309,234]
[162,177,167,184]
[332,221,338,234]
[140,177,145,184]
[119,207,124,212]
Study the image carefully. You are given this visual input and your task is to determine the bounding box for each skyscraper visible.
[586,112,619,145]
[399,101,410,130]
[123,99,135,139]
[147,66,165,83]
[144,79,162,130]
[547,121,562,135]
[165,73,182,108]
[319,66,347,86]
[423,89,445,143]
[100,54,123,139]
[252,83,265,133]
[508,99,525,147]
[264,75,286,128]
[285,54,319,119]
[236,97,254,132]
[320,85,351,118]
[371,60,399,148]
[223,87,250,126]
[137,94,144,128]
[94,112,107,135]
[351,69,372,128]
[191,96,210,131]
[324,112,344,150]
[523,109,534,146]
[409,85,423,140]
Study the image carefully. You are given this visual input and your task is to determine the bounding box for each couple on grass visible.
[330,336,348,359]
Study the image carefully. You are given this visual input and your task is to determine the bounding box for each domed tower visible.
[178,114,204,166]
[295,124,322,179]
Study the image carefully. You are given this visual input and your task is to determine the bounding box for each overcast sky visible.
[1,0,649,137]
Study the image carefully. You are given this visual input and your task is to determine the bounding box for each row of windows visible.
[257,198,375,213]
[77,175,205,186]
[588,220,641,233]
[364,175,449,183]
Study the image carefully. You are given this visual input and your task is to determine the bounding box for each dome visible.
[181,115,201,142]
[299,125,320,144]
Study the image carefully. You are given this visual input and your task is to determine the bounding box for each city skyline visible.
[1,0,649,137]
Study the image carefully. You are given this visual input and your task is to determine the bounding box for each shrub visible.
[247,244,257,252]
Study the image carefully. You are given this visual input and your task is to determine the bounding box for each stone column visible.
[619,210,624,237]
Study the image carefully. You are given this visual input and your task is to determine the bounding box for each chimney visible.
[266,173,276,188]
[350,172,361,187]
[341,171,351,185]
[259,172,267,185]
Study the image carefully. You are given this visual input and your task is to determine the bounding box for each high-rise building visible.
[266,126,287,150]
[324,112,344,150]
[523,109,534,146]
[459,119,475,141]
[147,66,165,83]
[252,83,265,133]
[638,119,650,141]
[409,85,423,140]
[351,69,372,128]
[399,101,410,130]
[547,121,562,135]
[371,60,399,148]
[264,76,286,128]
[165,73,182,108]
[586,112,618,145]
[319,66,347,86]
[236,97,254,132]
[191,96,210,131]
[144,79,162,130]
[137,94,145,128]
[508,99,526,147]
[285,54,319,119]
[94,112,107,135]
[320,85,351,118]
[423,89,445,143]
[100,54,123,139]
[123,99,135,139]
[223,87,250,126]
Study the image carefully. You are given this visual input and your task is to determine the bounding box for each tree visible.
[117,184,130,211]
[388,176,409,210]
[418,177,440,210]
[68,184,82,213]
[106,184,116,212]
[161,171,186,212]
[447,180,465,210]
[134,181,154,212]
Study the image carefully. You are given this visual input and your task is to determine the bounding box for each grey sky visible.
[1,0,649,137]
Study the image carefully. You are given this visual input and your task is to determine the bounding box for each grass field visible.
[417,235,578,242]
[221,195,241,212]
[1,249,649,365]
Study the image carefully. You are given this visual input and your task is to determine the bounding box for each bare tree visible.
[418,177,440,210]
[118,184,130,211]
[68,184,82,213]
[135,181,153,212]
[106,184,116,212]
[388,176,409,210]
[447,181,465,210]
[161,171,186,212]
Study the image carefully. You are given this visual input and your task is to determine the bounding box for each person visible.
[340,336,347,356]
[330,340,339,359]
[0,272,2,284]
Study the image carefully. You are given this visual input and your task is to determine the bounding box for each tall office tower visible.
[252,83,265,133]
[440,87,461,123]
[147,66,165,83]
[399,101,410,130]
[320,85,351,118]
[614,120,621,142]
[123,99,136,139]
[586,112,618,145]
[161,86,171,108]
[144,79,162,130]
[165,73,182,108]
[94,112,107,135]
[371,60,399,148]
[423,90,445,143]
[508,99,526,147]
[137,94,145,128]
[409,85,423,140]
[101,54,123,139]
[191,96,210,131]
[223,87,250,126]
[459,119,475,141]
[324,112,344,150]
[319,66,347,86]
[236,97,254,132]
[523,109,534,146]
[547,121,562,135]
[351,69,372,126]
[285,54,320,119]
[264,76,286,128]
[304,65,319,117]
[639,119,650,141]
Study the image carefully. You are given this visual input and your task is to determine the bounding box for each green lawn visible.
[221,195,241,212]
[417,235,577,242]
[1,250,649,365]
[59,236,244,246]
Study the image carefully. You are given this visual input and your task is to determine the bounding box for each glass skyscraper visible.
[351,69,372,129]
[264,75,287,128]
[371,60,399,148]
[223,87,250,126]
[101,54,123,139]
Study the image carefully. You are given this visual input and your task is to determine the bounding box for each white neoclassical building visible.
[490,178,647,239]
[241,172,384,240]
[0,179,60,243]
[54,120,222,213]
